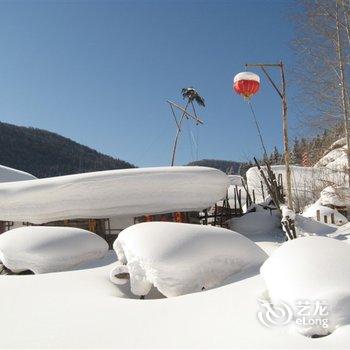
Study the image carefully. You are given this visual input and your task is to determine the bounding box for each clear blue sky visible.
[0,0,297,167]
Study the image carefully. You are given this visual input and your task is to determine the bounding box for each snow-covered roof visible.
[0,166,229,224]
[0,164,36,183]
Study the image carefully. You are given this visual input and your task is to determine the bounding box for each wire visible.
[247,99,269,160]
[134,121,170,164]
[186,117,195,162]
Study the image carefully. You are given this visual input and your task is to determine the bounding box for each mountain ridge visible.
[0,122,135,178]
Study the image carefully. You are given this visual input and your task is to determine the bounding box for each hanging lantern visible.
[233,72,260,99]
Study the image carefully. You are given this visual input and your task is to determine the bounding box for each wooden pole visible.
[335,3,350,187]
[171,101,190,166]
[245,61,293,210]
[280,62,293,210]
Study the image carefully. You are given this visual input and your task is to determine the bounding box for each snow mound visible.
[0,166,229,224]
[111,222,267,297]
[0,164,36,183]
[0,226,108,274]
[261,236,350,336]
[302,202,347,226]
[227,209,281,236]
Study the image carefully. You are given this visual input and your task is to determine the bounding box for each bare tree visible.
[291,0,350,183]
[291,0,350,130]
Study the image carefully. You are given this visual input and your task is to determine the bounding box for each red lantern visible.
[233,72,260,99]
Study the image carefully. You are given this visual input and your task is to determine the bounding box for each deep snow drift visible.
[261,236,350,337]
[111,222,268,297]
[0,226,108,273]
[0,166,229,224]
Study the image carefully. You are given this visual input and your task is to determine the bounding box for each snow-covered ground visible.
[1,241,350,348]
[0,208,349,347]
[1,160,350,347]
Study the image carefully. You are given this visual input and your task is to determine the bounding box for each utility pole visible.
[167,100,204,166]
[245,61,293,210]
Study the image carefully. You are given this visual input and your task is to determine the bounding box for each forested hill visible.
[0,122,135,178]
[187,159,241,174]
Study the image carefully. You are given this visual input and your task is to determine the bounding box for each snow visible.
[234,71,260,83]
[0,226,108,273]
[281,204,296,221]
[261,236,350,337]
[0,164,36,182]
[315,138,348,173]
[302,202,348,226]
[228,174,243,186]
[227,207,285,255]
[320,186,350,207]
[0,249,350,348]
[246,165,344,207]
[0,166,229,224]
[111,222,268,297]
[228,208,281,236]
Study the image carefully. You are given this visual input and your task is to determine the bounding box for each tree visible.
[270,146,282,165]
[291,0,350,183]
[291,0,350,128]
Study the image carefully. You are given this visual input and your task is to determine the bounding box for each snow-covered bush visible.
[261,236,350,337]
[110,222,267,297]
[0,226,108,274]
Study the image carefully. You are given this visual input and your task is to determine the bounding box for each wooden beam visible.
[167,100,204,124]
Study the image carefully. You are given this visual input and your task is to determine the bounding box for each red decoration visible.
[233,72,260,99]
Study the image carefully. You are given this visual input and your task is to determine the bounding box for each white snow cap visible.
[261,236,350,336]
[0,226,108,274]
[111,222,267,297]
[234,71,260,83]
[0,166,229,224]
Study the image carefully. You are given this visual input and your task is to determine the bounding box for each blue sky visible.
[0,0,297,167]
